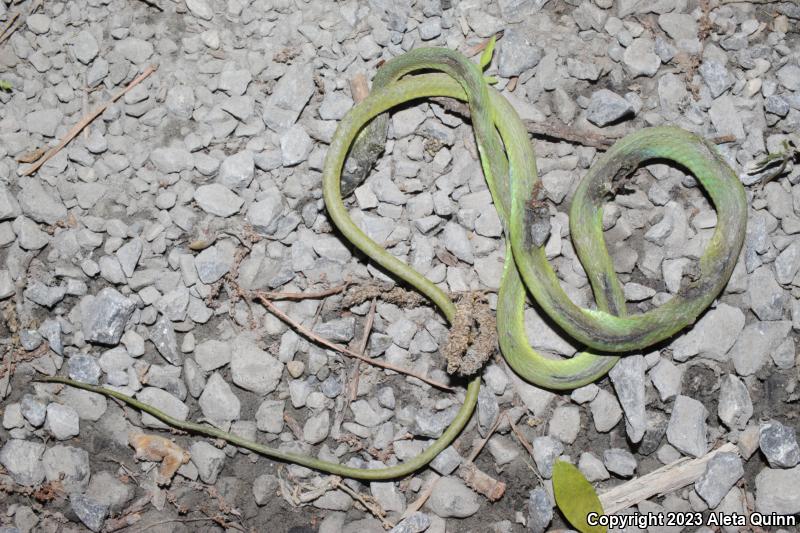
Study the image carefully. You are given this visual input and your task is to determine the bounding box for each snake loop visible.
[39,46,747,481]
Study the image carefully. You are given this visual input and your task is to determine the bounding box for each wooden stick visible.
[599,442,739,514]
[257,283,348,301]
[0,12,20,44]
[349,73,370,104]
[332,477,394,530]
[21,65,157,176]
[254,293,453,391]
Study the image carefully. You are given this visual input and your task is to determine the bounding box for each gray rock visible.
[755,465,800,514]
[390,512,430,533]
[443,222,474,264]
[718,374,752,430]
[81,288,135,345]
[587,89,634,126]
[667,395,708,457]
[18,179,66,225]
[775,243,800,285]
[218,151,254,190]
[280,124,313,166]
[70,493,108,532]
[116,239,142,278]
[532,436,563,478]
[42,445,91,492]
[68,354,101,385]
[425,476,480,518]
[255,399,284,433]
[709,96,745,140]
[26,13,50,33]
[149,315,182,366]
[219,69,252,96]
[195,240,236,284]
[26,108,63,137]
[0,184,21,221]
[45,403,80,440]
[166,86,195,118]
[699,60,733,98]
[590,389,623,432]
[246,195,283,234]
[527,486,553,533]
[548,405,580,444]
[370,474,406,513]
[230,335,284,395]
[0,439,45,486]
[199,372,241,425]
[136,387,188,429]
[253,473,279,505]
[85,471,134,513]
[759,420,800,468]
[20,394,46,426]
[194,184,243,217]
[114,38,153,64]
[650,358,682,401]
[313,317,355,343]
[578,451,610,482]
[748,266,788,320]
[603,448,637,477]
[12,216,48,250]
[318,91,354,121]
[0,270,14,300]
[194,339,231,371]
[263,64,315,131]
[765,95,790,117]
[488,435,520,465]
[190,441,226,483]
[149,147,193,174]
[186,0,213,19]
[695,452,744,508]
[24,281,66,308]
[777,64,800,91]
[97,255,124,284]
[430,446,462,475]
[658,12,697,41]
[623,37,660,77]
[671,303,745,362]
[609,355,646,443]
[730,321,792,376]
[497,28,541,78]
[72,30,99,64]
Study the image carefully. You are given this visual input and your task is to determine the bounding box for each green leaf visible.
[552,460,607,533]
[479,35,497,71]
[0,80,11,92]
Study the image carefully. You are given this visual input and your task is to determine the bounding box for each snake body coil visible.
[41,46,747,480]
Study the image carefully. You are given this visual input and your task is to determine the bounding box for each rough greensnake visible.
[38,45,747,480]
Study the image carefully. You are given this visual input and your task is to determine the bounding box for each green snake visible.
[39,44,747,480]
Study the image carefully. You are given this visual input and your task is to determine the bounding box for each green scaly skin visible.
[39,46,747,480]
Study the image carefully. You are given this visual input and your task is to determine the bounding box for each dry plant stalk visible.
[21,65,157,176]
[129,433,190,486]
[599,442,739,514]
[254,292,452,390]
[458,462,506,502]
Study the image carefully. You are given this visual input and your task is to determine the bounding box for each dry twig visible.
[599,442,739,514]
[20,65,157,176]
[332,476,395,529]
[253,293,453,391]
[257,283,349,301]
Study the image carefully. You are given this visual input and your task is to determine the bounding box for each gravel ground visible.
[1,0,800,532]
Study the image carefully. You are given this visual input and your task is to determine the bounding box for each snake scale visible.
[39,44,747,480]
